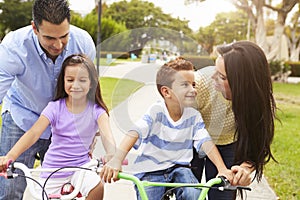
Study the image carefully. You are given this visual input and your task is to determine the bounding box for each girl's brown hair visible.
[54,53,109,115]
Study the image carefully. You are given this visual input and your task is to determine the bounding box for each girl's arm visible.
[100,130,138,183]
[97,113,116,161]
[0,115,50,171]
[201,140,233,182]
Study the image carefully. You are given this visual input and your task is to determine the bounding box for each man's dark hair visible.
[32,0,70,29]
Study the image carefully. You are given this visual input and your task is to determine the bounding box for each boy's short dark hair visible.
[33,0,70,29]
[156,57,194,97]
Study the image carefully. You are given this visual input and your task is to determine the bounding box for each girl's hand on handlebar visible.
[231,165,252,186]
[100,157,122,183]
[0,156,12,172]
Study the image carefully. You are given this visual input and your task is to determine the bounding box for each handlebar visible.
[1,160,251,200]
[117,173,251,200]
[0,158,128,200]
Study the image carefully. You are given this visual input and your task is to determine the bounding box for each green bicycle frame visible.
[118,172,223,200]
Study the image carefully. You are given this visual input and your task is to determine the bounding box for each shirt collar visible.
[32,33,69,61]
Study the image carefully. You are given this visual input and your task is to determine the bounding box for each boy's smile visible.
[170,70,197,107]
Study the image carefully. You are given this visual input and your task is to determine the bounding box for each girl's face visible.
[64,64,91,101]
[212,56,232,100]
[170,70,197,107]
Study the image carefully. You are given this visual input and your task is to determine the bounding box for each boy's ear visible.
[161,86,171,98]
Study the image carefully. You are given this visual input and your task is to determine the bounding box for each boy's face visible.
[170,70,197,107]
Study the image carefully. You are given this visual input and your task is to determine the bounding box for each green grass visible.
[264,82,300,200]
[100,77,144,111]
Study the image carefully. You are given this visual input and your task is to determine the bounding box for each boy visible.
[101,57,233,200]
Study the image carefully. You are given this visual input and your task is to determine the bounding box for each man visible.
[0,0,96,199]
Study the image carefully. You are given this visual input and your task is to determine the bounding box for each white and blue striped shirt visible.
[130,100,211,174]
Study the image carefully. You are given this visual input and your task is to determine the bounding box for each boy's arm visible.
[100,130,139,183]
[201,140,233,182]
[97,113,116,161]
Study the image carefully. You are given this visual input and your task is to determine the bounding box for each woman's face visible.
[212,56,232,100]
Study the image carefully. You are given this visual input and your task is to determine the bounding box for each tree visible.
[263,0,298,60]
[103,0,193,56]
[194,11,249,54]
[0,0,33,39]
[285,6,300,61]
[185,0,299,61]
[71,11,127,46]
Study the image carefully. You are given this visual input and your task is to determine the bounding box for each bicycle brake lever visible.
[217,176,251,191]
[218,176,230,186]
[237,186,252,191]
[6,160,15,179]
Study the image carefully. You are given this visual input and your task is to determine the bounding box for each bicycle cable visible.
[12,173,49,200]
[42,166,93,200]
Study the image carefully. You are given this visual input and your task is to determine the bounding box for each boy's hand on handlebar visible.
[231,165,252,186]
[100,158,122,183]
[0,156,12,172]
[217,168,234,184]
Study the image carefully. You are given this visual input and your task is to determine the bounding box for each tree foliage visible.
[195,11,249,54]
[102,0,193,56]
[0,0,33,39]
[71,11,127,46]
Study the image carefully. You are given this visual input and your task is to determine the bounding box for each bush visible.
[100,51,129,59]
[183,55,215,70]
[286,61,300,77]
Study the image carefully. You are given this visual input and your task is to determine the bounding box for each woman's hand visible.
[231,165,252,186]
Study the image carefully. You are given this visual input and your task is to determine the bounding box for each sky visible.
[69,0,236,31]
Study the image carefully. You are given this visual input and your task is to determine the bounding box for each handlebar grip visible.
[218,175,230,186]
[6,159,13,168]
[217,175,252,191]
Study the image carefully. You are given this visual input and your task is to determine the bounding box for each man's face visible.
[32,19,70,60]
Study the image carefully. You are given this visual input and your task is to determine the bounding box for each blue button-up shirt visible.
[0,25,96,139]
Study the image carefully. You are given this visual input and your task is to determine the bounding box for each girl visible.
[0,54,116,200]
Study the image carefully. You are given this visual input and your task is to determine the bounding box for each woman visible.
[192,41,277,199]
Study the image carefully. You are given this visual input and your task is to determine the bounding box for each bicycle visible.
[0,159,251,200]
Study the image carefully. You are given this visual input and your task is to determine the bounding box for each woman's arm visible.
[0,115,50,171]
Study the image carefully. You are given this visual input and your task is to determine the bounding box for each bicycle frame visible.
[118,172,226,200]
[1,160,100,200]
[1,159,251,200]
